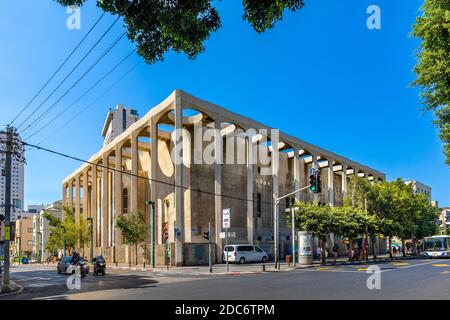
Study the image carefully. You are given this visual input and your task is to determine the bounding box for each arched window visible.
[122,188,128,213]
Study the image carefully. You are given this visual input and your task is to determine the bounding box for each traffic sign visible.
[220,231,235,239]
[222,208,231,229]
[309,167,317,175]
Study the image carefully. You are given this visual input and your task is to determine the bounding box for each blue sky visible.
[1,0,448,207]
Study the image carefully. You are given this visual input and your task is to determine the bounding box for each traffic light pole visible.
[274,185,311,269]
[1,127,13,293]
[208,221,212,273]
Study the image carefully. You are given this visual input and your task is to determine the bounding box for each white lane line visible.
[380,260,438,273]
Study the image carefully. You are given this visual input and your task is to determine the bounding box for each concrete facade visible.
[32,201,63,261]
[62,90,385,266]
[405,179,432,202]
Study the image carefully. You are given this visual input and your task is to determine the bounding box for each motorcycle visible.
[92,256,106,276]
[75,258,87,278]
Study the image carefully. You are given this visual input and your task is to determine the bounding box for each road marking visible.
[317,267,331,271]
[440,271,450,274]
[356,268,368,271]
[432,264,449,267]
[392,262,409,266]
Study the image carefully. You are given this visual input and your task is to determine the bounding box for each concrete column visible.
[91,165,98,248]
[68,180,74,211]
[150,118,160,244]
[75,175,81,224]
[328,160,334,206]
[101,154,109,250]
[293,147,301,202]
[114,144,122,248]
[246,135,254,245]
[272,134,280,261]
[342,164,348,199]
[299,156,306,201]
[312,154,319,202]
[62,183,67,207]
[214,115,223,258]
[82,170,89,217]
[130,133,139,214]
[174,91,184,266]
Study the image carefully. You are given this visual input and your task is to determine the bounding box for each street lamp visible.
[86,217,93,262]
[145,200,155,269]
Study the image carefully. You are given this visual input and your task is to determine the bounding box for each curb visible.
[0,280,24,297]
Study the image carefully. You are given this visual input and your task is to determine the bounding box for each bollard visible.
[262,264,266,272]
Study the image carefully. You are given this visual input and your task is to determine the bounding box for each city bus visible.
[422,235,450,258]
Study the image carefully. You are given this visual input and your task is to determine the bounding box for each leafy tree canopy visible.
[55,0,305,64]
[412,0,450,164]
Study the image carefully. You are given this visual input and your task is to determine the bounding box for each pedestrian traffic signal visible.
[203,231,210,241]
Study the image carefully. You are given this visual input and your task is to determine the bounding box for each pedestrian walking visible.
[316,247,321,261]
[332,244,339,263]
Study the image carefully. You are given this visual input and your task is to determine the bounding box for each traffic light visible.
[316,172,322,193]
[309,172,322,194]
[309,174,317,192]
[203,231,210,241]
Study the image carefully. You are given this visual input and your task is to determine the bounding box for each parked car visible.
[92,256,106,276]
[223,244,268,264]
[57,256,89,275]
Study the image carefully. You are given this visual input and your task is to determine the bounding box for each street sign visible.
[222,208,231,229]
[309,167,317,175]
[220,231,236,239]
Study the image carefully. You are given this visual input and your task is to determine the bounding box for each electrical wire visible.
[24,49,137,141]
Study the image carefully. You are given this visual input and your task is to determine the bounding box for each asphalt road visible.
[3,258,450,300]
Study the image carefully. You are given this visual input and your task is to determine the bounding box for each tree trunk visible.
[401,239,406,257]
[411,234,418,256]
[388,236,392,258]
[321,239,326,264]
[372,234,377,260]
[135,244,138,265]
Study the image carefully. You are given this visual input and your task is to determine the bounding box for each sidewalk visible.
[109,253,416,275]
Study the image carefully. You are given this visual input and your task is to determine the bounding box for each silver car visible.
[223,244,268,264]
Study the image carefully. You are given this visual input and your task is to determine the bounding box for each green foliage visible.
[44,206,90,254]
[116,212,147,247]
[412,0,450,164]
[290,176,439,258]
[54,0,305,64]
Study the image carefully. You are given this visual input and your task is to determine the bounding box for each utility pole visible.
[0,126,25,293]
[1,126,13,293]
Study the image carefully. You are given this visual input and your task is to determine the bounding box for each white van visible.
[223,244,269,264]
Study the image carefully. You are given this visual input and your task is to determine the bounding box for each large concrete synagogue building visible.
[62,90,385,266]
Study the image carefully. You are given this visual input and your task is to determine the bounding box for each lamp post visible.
[17,236,21,265]
[145,200,155,269]
[87,217,93,262]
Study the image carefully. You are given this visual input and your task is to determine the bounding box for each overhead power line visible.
[8,139,276,206]
[9,12,106,127]
[19,31,127,136]
[16,0,140,132]
[35,61,142,146]
[25,49,137,141]
[16,15,122,132]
